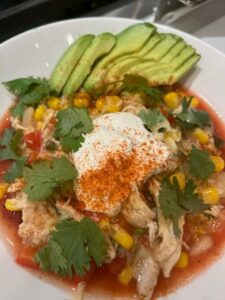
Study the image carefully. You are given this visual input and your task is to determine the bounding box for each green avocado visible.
[83,23,156,92]
[63,33,116,96]
[49,34,94,94]
[105,33,161,82]
[105,34,179,85]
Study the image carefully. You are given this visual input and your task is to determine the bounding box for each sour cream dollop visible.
[73,112,174,216]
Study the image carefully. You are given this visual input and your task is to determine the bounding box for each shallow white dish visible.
[0,17,225,300]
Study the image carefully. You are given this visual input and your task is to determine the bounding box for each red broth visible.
[1,91,225,299]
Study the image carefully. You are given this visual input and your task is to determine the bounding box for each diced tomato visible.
[73,261,96,286]
[83,211,107,222]
[24,131,42,151]
[16,246,39,269]
[105,256,126,276]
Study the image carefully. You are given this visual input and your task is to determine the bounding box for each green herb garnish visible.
[24,157,77,201]
[173,98,210,129]
[55,107,93,153]
[4,77,51,118]
[188,145,215,180]
[0,128,26,182]
[35,218,107,277]
[159,177,210,236]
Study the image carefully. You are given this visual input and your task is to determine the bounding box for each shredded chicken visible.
[56,200,84,221]
[19,201,58,247]
[131,245,160,300]
[152,212,184,278]
[148,177,184,278]
[122,186,155,228]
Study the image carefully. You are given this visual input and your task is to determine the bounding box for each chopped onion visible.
[189,235,213,257]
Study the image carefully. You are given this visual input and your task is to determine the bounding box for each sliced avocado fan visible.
[63,32,116,96]
[49,34,94,94]
[86,30,200,91]
[83,23,156,92]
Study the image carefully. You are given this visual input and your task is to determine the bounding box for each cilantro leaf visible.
[35,218,107,278]
[121,74,163,103]
[138,108,166,130]
[35,240,67,276]
[181,180,210,213]
[55,107,93,153]
[173,98,210,129]
[4,158,26,182]
[24,157,77,201]
[0,128,26,182]
[159,177,210,236]
[4,77,51,118]
[188,146,215,180]
[159,178,185,236]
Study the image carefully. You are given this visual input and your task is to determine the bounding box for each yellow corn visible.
[118,266,133,286]
[73,93,90,108]
[175,251,189,268]
[47,97,61,110]
[36,121,43,130]
[99,218,111,231]
[96,96,122,113]
[0,183,9,200]
[34,104,46,121]
[5,199,21,212]
[192,128,209,145]
[169,172,185,190]
[111,225,134,250]
[190,97,199,108]
[210,156,224,173]
[163,92,180,109]
[201,186,219,205]
[96,96,105,112]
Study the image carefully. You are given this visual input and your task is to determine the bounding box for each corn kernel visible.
[5,199,21,212]
[210,156,224,173]
[192,128,209,145]
[169,172,185,190]
[99,218,111,231]
[47,97,61,110]
[73,93,90,108]
[118,266,133,286]
[36,121,43,130]
[190,97,199,108]
[201,186,219,205]
[96,96,122,113]
[0,183,9,200]
[175,251,189,268]
[163,92,180,109]
[111,225,134,250]
[34,104,46,121]
[96,96,105,112]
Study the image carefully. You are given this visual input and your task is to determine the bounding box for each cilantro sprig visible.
[3,77,52,118]
[55,107,93,153]
[24,157,77,201]
[0,128,26,182]
[35,218,107,277]
[173,98,210,129]
[188,145,215,180]
[159,177,210,236]
[138,108,166,130]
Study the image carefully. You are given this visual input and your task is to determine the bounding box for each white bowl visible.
[0,17,225,300]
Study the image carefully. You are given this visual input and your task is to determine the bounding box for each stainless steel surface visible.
[178,0,207,7]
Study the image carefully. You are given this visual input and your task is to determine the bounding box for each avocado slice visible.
[105,33,161,82]
[49,34,94,94]
[173,54,201,82]
[122,34,179,76]
[83,23,156,92]
[63,33,116,96]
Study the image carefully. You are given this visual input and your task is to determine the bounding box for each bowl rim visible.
[1,16,225,61]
